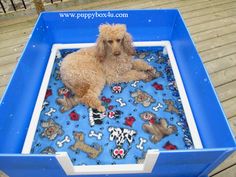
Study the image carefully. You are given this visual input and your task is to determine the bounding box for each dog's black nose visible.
[114,51,121,56]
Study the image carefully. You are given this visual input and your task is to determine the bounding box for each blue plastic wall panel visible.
[0,149,230,177]
[0,15,54,153]
[154,149,231,177]
[41,10,177,43]
[170,11,236,148]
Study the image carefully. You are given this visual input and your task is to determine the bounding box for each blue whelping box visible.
[0,10,235,177]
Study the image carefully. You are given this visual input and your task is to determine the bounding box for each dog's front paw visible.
[144,68,162,82]
[97,105,106,113]
[146,66,156,73]
[138,72,149,81]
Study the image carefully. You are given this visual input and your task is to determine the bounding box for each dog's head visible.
[95,24,135,62]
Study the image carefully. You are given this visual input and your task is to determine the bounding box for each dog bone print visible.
[147,56,155,62]
[136,137,147,150]
[89,130,103,140]
[42,101,49,111]
[153,102,163,112]
[131,81,139,87]
[163,47,168,56]
[44,107,56,117]
[56,51,62,59]
[56,135,71,148]
[116,98,126,107]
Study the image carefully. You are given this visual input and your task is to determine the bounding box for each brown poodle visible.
[58,24,158,112]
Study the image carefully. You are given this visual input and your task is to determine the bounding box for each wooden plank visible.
[212,165,236,177]
[158,0,210,9]
[0,35,29,49]
[177,0,235,14]
[188,16,236,34]
[210,66,236,87]
[186,7,236,27]
[122,0,207,10]
[216,80,236,102]
[196,32,236,53]
[0,53,20,66]
[94,0,158,9]
[210,151,236,176]
[199,42,236,62]
[157,0,233,13]
[0,62,17,76]
[62,0,144,10]
[0,86,6,99]
[63,0,210,11]
[0,74,11,87]
[0,19,35,34]
[48,0,125,10]
[0,16,36,27]
[192,23,236,43]
[0,27,32,41]
[183,0,236,19]
[0,43,24,57]
[204,53,236,74]
[229,116,236,137]
[222,97,236,119]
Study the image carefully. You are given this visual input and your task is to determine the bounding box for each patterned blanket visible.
[31,46,194,166]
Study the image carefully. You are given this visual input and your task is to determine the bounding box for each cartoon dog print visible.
[56,87,78,112]
[131,90,155,107]
[41,146,56,154]
[41,119,63,140]
[164,99,179,114]
[143,118,177,143]
[70,131,102,159]
[140,111,157,123]
[108,127,137,146]
[144,69,162,82]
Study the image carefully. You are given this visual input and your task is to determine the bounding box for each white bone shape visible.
[56,51,62,59]
[44,107,56,116]
[153,102,163,112]
[89,130,103,140]
[131,81,139,87]
[56,135,70,148]
[136,137,147,150]
[116,98,126,107]
[163,47,168,56]
[41,101,49,111]
[147,56,155,62]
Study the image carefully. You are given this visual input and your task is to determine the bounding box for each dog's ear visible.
[123,32,135,56]
[95,37,106,62]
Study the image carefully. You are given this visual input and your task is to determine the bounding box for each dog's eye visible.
[108,40,113,44]
[116,39,121,42]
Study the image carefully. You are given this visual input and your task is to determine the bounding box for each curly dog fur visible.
[59,24,157,112]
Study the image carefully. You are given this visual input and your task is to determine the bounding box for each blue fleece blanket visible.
[31,46,194,166]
